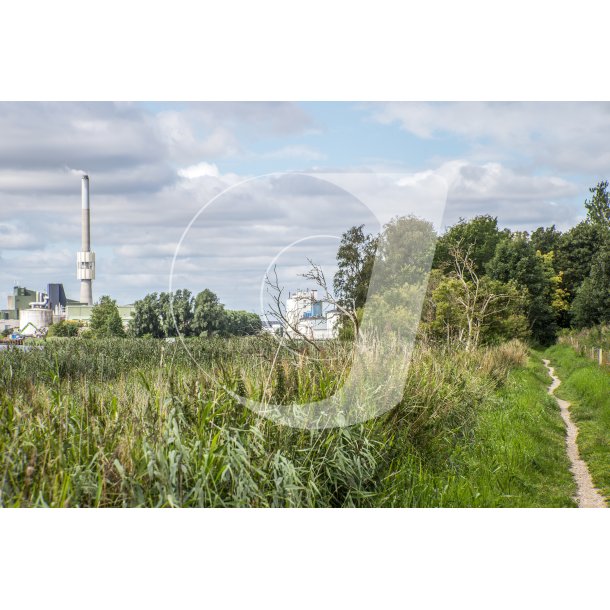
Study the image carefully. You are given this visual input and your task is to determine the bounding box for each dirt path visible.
[543,359,607,508]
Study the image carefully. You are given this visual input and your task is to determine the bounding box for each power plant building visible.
[1,175,134,337]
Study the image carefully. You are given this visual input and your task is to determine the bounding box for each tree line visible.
[129,289,262,338]
[333,181,610,347]
[50,290,262,338]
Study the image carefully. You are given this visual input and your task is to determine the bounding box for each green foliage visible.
[426,274,528,347]
[530,224,562,258]
[382,354,576,507]
[193,289,225,337]
[333,224,377,309]
[539,251,570,327]
[433,215,509,272]
[487,236,557,345]
[584,180,610,230]
[555,221,604,301]
[129,292,163,338]
[159,289,193,337]
[129,289,260,338]
[571,244,610,327]
[373,215,437,289]
[223,310,262,336]
[90,296,125,338]
[47,320,81,337]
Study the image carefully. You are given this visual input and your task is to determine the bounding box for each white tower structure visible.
[76,175,95,305]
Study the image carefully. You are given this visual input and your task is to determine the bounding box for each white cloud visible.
[436,160,580,230]
[177,162,220,179]
[372,102,610,173]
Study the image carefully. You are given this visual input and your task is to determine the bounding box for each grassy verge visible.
[544,344,610,500]
[381,355,576,507]
[0,338,576,507]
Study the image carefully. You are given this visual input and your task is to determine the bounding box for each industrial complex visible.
[1,176,134,337]
[1,176,339,340]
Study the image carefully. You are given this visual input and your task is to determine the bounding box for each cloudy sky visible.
[0,101,608,312]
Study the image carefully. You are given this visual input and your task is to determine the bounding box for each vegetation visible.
[0,337,574,507]
[543,342,610,500]
[90,296,125,338]
[129,288,261,338]
[46,320,82,338]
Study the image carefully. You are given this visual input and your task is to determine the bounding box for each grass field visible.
[381,355,576,507]
[544,343,610,500]
[0,337,576,507]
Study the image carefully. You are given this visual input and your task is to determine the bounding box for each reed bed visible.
[0,336,532,507]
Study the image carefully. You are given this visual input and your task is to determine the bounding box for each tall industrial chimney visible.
[76,175,95,305]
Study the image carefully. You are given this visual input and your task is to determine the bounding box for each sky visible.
[1,101,608,313]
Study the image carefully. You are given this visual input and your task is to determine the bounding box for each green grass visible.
[544,344,610,500]
[0,337,577,507]
[381,354,576,507]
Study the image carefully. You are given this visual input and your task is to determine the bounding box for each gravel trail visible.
[543,359,607,508]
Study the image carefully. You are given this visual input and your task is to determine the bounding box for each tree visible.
[555,221,604,301]
[530,225,562,258]
[571,244,610,327]
[433,215,510,273]
[159,289,194,337]
[193,289,226,337]
[487,236,557,344]
[584,180,610,230]
[372,215,437,289]
[129,293,162,338]
[539,251,570,327]
[333,224,377,310]
[47,320,81,337]
[89,296,125,338]
[426,246,528,349]
[224,310,262,336]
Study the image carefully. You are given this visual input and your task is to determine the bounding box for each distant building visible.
[65,304,135,328]
[285,289,340,340]
[260,318,284,335]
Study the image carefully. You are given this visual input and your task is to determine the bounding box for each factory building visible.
[285,289,340,340]
[1,284,82,336]
[65,304,134,327]
[1,175,134,337]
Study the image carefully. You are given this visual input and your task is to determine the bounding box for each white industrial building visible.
[285,289,340,340]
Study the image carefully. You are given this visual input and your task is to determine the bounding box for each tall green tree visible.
[90,296,125,338]
[584,180,610,230]
[129,293,162,338]
[555,221,603,301]
[373,215,437,289]
[193,289,226,337]
[571,244,610,327]
[333,224,377,309]
[433,215,509,273]
[487,236,557,344]
[159,289,194,337]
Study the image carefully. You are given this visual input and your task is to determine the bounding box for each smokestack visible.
[81,174,90,250]
[76,175,95,305]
